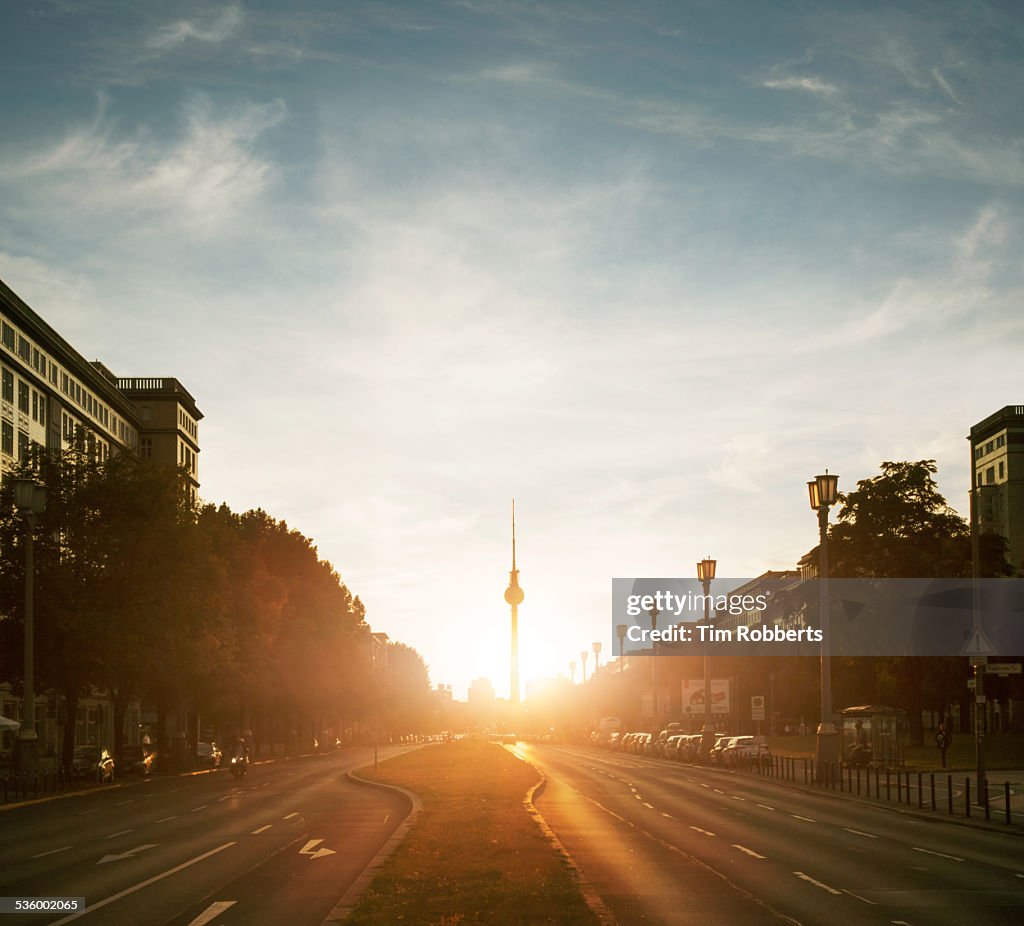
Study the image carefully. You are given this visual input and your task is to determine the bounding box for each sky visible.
[1,1,1022,701]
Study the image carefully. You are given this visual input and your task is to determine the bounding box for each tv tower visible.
[504,500,524,704]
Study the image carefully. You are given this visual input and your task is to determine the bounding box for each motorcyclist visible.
[232,737,250,775]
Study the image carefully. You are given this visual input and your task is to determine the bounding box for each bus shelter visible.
[841,705,907,769]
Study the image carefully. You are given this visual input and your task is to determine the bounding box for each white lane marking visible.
[756,803,775,811]
[700,783,710,789]
[217,796,232,802]
[97,844,159,865]
[844,889,878,905]
[77,809,100,816]
[251,825,272,834]
[192,805,208,812]
[283,812,299,820]
[791,814,816,823]
[732,796,746,801]
[713,788,725,794]
[384,814,390,824]
[642,802,655,809]
[690,826,715,836]
[844,828,879,839]
[732,844,766,859]
[156,816,178,823]
[912,847,964,862]
[187,901,237,926]
[115,799,135,806]
[31,846,73,859]
[104,829,134,839]
[794,871,842,895]
[51,842,236,925]
[167,788,181,793]
[1017,873,1024,879]
[661,812,676,820]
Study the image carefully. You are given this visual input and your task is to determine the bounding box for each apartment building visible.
[970,405,1024,575]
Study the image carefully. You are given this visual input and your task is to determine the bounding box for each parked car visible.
[663,734,686,760]
[708,735,736,765]
[121,744,156,776]
[195,742,222,768]
[723,735,769,767]
[71,745,115,783]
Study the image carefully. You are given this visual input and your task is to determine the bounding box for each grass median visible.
[347,739,599,926]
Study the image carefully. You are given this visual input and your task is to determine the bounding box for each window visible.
[1,421,12,456]
[17,336,30,362]
[1,367,12,404]
[986,466,995,484]
[998,461,1005,480]
[49,364,57,386]
[1,322,14,350]
[17,429,29,460]
[140,438,152,459]
[17,380,29,413]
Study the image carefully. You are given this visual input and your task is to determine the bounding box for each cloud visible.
[762,75,839,96]
[5,94,285,231]
[146,3,245,53]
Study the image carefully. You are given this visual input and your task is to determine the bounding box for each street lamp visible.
[616,624,627,668]
[808,471,839,777]
[696,557,716,760]
[12,477,47,775]
[592,641,602,672]
[580,650,588,685]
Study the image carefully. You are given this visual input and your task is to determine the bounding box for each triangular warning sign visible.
[961,626,996,657]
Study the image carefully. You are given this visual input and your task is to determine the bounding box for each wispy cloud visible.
[762,75,839,96]
[146,3,245,53]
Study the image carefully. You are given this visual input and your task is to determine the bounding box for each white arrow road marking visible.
[187,901,236,926]
[98,844,159,865]
[794,871,842,895]
[50,843,235,925]
[732,845,766,859]
[299,839,337,860]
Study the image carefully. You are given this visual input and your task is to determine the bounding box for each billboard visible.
[681,678,730,715]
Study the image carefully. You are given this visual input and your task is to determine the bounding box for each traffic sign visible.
[985,663,1021,675]
[751,695,765,721]
[961,627,996,658]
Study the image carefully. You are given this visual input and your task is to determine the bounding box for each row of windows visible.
[1,420,35,461]
[975,434,1007,459]
[977,460,1007,486]
[2,365,46,425]
[2,316,137,450]
[178,408,198,440]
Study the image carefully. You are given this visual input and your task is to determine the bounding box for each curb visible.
[319,769,423,925]
[506,746,617,926]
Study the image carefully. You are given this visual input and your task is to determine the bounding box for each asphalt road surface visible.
[513,743,1024,926]
[0,747,416,926]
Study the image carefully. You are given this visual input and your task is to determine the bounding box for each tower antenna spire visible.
[504,498,524,704]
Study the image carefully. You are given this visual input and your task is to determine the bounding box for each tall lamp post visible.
[808,471,840,777]
[616,624,628,668]
[696,557,716,761]
[12,477,47,775]
[569,660,576,686]
[592,641,602,672]
[580,650,588,684]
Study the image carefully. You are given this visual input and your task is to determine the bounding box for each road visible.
[514,743,1024,926]
[0,747,416,926]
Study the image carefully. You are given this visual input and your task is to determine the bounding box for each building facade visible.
[1,276,202,761]
[970,405,1024,575]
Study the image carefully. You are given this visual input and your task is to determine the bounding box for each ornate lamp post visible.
[592,641,602,672]
[808,471,839,776]
[12,477,47,775]
[696,556,716,760]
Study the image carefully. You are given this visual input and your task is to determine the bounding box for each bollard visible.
[856,767,861,795]
[847,765,852,793]
[965,777,971,818]
[947,774,953,815]
[1006,782,1012,826]
[930,772,936,812]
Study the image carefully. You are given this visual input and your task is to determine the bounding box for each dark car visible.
[121,744,155,776]
[71,745,115,783]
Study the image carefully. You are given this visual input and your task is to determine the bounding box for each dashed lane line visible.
[31,846,72,859]
[251,825,272,834]
[156,816,179,823]
[191,805,209,813]
[186,901,236,926]
[103,829,134,840]
[844,828,878,839]
[115,799,135,806]
[283,812,299,820]
[732,844,766,859]
[791,814,816,823]
[912,847,964,862]
[642,802,655,809]
[793,871,843,895]
[661,812,676,820]
[756,803,775,811]
[690,826,716,837]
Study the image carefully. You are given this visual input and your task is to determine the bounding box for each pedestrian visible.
[935,723,952,768]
